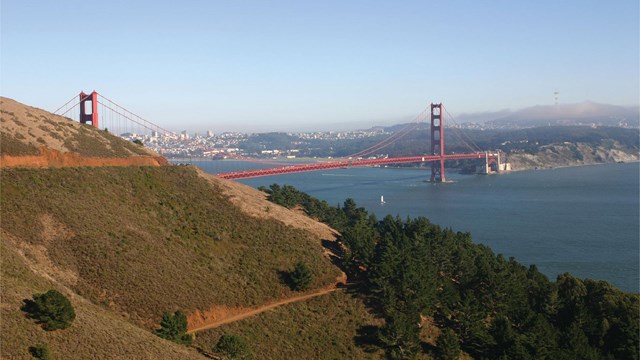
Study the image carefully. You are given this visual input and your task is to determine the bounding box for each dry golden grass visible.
[1,240,205,359]
[0,96,154,158]
[1,166,341,331]
[193,290,386,359]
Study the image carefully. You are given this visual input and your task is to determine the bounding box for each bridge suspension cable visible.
[442,105,483,153]
[53,92,177,138]
[53,94,81,115]
[54,93,92,117]
[345,106,430,158]
[97,94,176,137]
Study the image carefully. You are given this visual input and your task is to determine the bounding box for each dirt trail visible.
[187,285,345,334]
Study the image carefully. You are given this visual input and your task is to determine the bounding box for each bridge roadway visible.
[217,152,498,180]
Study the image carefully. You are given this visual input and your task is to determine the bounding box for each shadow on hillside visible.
[353,324,434,356]
[277,270,295,290]
[353,325,380,353]
[194,347,216,359]
[321,239,348,275]
[320,238,383,311]
[421,341,437,357]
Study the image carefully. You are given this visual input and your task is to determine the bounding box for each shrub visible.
[155,311,193,345]
[214,334,253,359]
[28,344,51,360]
[22,290,75,330]
[290,261,312,291]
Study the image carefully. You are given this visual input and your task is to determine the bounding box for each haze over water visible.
[194,161,639,293]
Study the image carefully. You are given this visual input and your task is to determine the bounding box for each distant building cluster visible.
[297,128,387,140]
[121,130,243,158]
[126,127,390,159]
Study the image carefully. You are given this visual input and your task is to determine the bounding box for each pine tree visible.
[378,310,421,360]
[22,290,75,330]
[155,311,192,345]
[214,334,253,359]
[436,329,461,360]
[290,261,312,291]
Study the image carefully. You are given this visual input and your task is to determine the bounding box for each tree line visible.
[261,183,639,359]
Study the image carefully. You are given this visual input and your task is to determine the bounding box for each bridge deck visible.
[217,153,497,180]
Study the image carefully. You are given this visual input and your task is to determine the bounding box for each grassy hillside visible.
[1,240,205,359]
[0,165,346,358]
[1,166,340,327]
[193,290,386,359]
[0,96,154,158]
[1,97,375,358]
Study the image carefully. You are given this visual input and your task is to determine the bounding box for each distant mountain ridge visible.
[458,101,639,129]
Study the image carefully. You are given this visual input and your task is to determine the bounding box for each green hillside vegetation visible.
[1,240,204,359]
[0,97,152,157]
[195,290,386,359]
[1,166,341,357]
[468,126,639,153]
[1,166,339,324]
[262,184,640,359]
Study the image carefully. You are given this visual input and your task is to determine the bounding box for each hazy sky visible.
[2,0,638,132]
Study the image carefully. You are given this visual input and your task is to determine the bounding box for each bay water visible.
[190,160,639,293]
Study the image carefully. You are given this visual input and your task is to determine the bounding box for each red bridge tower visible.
[79,91,99,128]
[430,103,445,182]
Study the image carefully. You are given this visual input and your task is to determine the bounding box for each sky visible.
[1,0,638,133]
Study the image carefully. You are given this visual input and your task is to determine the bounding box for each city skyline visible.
[2,0,638,133]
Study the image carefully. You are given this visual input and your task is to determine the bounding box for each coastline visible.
[507,159,640,173]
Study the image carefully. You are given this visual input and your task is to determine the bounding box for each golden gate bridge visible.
[54,91,504,181]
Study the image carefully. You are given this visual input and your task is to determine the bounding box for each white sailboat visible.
[380,195,385,204]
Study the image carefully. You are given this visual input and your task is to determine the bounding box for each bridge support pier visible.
[79,91,99,128]
[480,151,508,174]
[430,103,445,182]
[481,152,492,174]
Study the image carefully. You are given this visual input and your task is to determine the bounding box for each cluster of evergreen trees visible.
[261,184,639,359]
